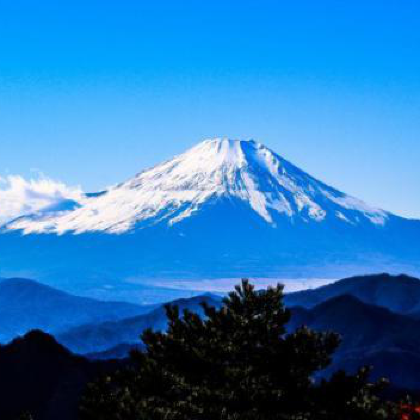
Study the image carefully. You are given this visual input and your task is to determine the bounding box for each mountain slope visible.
[1,138,419,295]
[0,278,155,343]
[288,295,420,352]
[5,139,390,234]
[287,295,420,390]
[57,294,223,355]
[285,273,420,315]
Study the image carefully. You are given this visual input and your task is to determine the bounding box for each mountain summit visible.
[6,138,388,234]
[0,138,419,297]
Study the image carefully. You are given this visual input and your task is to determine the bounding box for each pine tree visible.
[80,280,398,420]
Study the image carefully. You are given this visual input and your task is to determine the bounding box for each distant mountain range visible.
[51,274,420,391]
[57,294,222,355]
[1,138,419,298]
[288,295,420,390]
[285,273,420,316]
[18,273,415,392]
[0,278,156,343]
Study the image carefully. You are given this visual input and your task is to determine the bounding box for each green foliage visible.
[80,280,399,420]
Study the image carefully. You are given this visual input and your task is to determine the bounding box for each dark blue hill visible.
[0,278,155,343]
[57,294,223,355]
[285,273,420,316]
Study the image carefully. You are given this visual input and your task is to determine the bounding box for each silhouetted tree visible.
[16,412,33,420]
[80,279,398,420]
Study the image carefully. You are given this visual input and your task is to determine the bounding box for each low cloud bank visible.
[0,175,83,225]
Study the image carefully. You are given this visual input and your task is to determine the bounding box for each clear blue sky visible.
[0,1,419,218]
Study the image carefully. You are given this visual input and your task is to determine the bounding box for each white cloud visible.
[0,175,84,225]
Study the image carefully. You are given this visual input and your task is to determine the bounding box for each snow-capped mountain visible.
[1,138,419,301]
[6,139,388,234]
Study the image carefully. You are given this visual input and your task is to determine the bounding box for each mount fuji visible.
[1,138,419,300]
